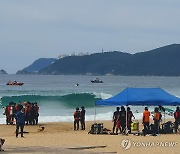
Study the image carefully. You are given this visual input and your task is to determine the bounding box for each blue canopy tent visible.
[96,88,180,106]
[95,88,180,134]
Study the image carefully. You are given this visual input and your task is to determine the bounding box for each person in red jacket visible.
[74,107,80,130]
[4,105,11,125]
[174,106,180,133]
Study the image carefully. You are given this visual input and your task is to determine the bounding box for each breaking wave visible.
[0,92,109,108]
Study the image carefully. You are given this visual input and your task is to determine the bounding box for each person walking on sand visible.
[142,107,150,135]
[80,106,86,130]
[174,106,180,133]
[15,105,25,138]
[74,107,80,130]
[112,107,120,134]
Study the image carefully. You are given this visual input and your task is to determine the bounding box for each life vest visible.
[154,112,161,120]
[174,111,180,119]
[74,111,80,120]
[143,110,150,122]
[6,106,11,116]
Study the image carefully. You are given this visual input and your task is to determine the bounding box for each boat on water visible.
[6,80,24,86]
[91,78,103,83]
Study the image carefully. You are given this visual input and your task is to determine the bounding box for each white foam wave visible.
[0,109,173,124]
[0,117,6,124]
[39,112,113,123]
[34,112,150,123]
[93,92,112,99]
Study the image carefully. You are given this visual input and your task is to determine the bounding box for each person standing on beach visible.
[74,107,80,130]
[142,107,150,135]
[127,107,135,134]
[15,105,25,138]
[112,107,120,134]
[4,105,10,125]
[120,106,126,134]
[9,102,16,125]
[115,113,121,134]
[34,102,40,125]
[80,106,86,130]
[153,107,162,134]
[174,106,180,133]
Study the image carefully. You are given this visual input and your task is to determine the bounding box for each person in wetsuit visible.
[15,105,25,138]
[127,107,135,133]
[80,106,86,130]
[112,107,120,134]
[174,106,180,133]
[120,106,126,134]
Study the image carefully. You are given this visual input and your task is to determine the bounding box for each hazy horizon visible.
[0,0,180,74]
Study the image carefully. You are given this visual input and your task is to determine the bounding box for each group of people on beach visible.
[142,106,180,135]
[142,106,162,135]
[3,101,39,138]
[73,106,86,131]
[3,101,39,126]
[112,106,180,135]
[112,106,135,134]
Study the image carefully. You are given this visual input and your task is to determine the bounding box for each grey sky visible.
[0,0,180,74]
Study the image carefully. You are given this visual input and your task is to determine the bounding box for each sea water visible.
[0,74,180,124]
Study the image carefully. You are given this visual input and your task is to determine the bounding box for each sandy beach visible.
[0,119,179,154]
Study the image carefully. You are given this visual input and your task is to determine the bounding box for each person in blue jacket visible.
[15,106,25,137]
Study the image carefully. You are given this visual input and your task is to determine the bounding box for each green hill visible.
[18,44,180,76]
[16,58,57,74]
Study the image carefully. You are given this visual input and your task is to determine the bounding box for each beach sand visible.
[0,120,180,154]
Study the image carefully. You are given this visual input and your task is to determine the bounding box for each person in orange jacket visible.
[153,107,162,134]
[142,107,150,135]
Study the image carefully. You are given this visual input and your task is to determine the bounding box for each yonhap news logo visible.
[121,139,178,150]
[121,139,132,150]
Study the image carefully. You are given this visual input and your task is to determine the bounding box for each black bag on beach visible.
[88,123,103,134]
[161,121,173,134]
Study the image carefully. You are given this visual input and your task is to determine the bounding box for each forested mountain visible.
[39,52,131,75]
[16,58,57,74]
[17,44,180,76]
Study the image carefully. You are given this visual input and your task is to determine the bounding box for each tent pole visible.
[126,88,128,135]
[94,103,96,123]
[126,105,128,135]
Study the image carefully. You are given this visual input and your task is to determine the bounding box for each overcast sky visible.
[0,0,180,74]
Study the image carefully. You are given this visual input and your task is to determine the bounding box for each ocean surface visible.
[1,74,180,124]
